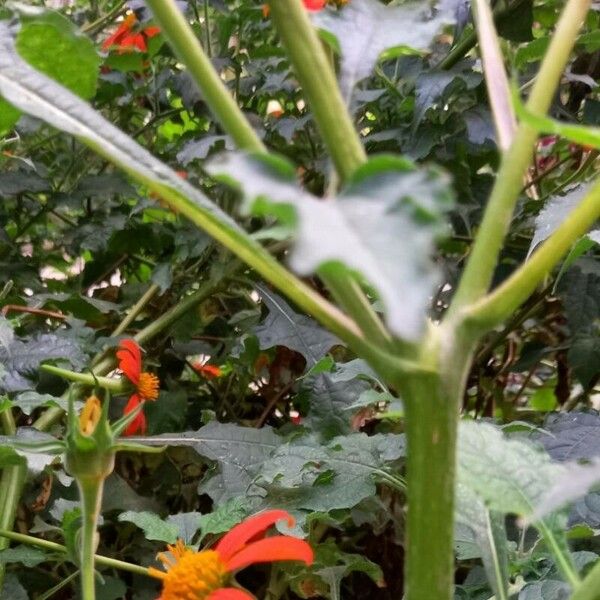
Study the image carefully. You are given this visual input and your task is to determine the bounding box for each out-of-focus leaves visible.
[313,0,456,95]
[518,580,570,600]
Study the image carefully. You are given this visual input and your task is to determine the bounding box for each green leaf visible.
[530,387,557,412]
[529,185,591,255]
[253,287,340,368]
[207,153,453,340]
[166,512,203,545]
[0,8,100,132]
[458,421,565,519]
[118,511,179,544]
[0,545,48,568]
[198,497,250,539]
[13,391,64,416]
[518,580,570,599]
[259,432,405,513]
[313,0,456,94]
[137,422,282,503]
[304,373,370,440]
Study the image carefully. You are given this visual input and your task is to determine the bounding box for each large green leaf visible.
[0,8,100,133]
[254,287,340,367]
[313,0,456,95]
[207,153,453,340]
[258,432,405,513]
[137,422,282,503]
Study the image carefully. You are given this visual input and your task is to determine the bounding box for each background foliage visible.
[1,0,600,598]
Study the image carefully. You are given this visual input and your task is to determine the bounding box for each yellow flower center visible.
[149,545,227,600]
[79,395,102,436]
[137,371,160,401]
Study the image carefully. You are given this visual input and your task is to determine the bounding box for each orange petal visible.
[144,25,161,38]
[224,536,314,572]
[215,510,293,563]
[208,588,254,600]
[123,394,147,436]
[303,0,326,9]
[117,339,141,384]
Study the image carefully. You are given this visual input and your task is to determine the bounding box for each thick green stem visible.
[402,326,473,600]
[465,179,600,330]
[267,0,366,182]
[77,477,104,600]
[144,0,264,152]
[0,529,149,577]
[449,0,591,313]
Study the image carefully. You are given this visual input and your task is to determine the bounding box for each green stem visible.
[0,529,149,577]
[111,283,160,337]
[267,0,366,182]
[78,477,104,600]
[401,324,475,600]
[40,366,125,392]
[465,179,600,330]
[449,0,591,313]
[143,0,264,152]
[537,521,580,588]
[571,559,600,600]
[0,411,23,588]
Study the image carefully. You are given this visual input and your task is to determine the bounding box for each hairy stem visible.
[449,0,591,313]
[402,326,473,600]
[571,559,600,600]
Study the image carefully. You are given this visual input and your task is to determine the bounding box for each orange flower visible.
[193,363,223,380]
[117,339,160,436]
[148,510,314,600]
[102,13,161,54]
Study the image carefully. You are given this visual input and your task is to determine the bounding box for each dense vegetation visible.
[1,1,600,599]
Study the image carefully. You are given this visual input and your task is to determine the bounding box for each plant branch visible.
[267,0,367,182]
[464,178,600,330]
[0,529,150,577]
[143,0,264,152]
[448,0,591,314]
[143,0,389,348]
[571,559,600,600]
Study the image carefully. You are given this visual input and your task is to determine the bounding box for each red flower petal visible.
[102,13,137,50]
[123,394,147,436]
[120,33,147,53]
[117,339,142,385]
[224,536,314,572]
[193,363,222,380]
[144,25,161,38]
[208,588,254,600]
[303,0,327,10]
[215,510,293,563]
